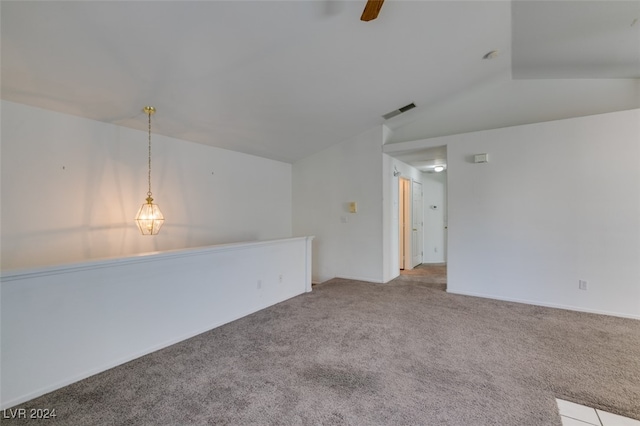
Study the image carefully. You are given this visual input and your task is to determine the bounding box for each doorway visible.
[398,178,424,270]
[398,177,411,270]
[390,145,448,279]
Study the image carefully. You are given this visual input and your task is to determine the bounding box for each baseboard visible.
[312,276,385,285]
[336,275,385,284]
[447,289,640,320]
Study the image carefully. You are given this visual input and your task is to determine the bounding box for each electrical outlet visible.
[257,280,262,289]
[578,280,588,290]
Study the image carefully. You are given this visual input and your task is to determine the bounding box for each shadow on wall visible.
[1,223,264,271]
[2,224,141,270]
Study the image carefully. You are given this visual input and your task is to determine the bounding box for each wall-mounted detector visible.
[474,153,489,163]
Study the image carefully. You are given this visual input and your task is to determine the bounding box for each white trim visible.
[335,275,385,284]
[383,137,449,154]
[447,290,640,320]
[1,237,312,282]
[304,236,315,292]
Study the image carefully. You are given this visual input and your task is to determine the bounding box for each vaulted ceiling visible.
[2,1,638,164]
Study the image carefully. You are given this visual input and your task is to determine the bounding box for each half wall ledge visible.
[0,236,315,409]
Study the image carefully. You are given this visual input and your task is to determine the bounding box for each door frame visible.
[411,180,423,267]
[399,177,411,270]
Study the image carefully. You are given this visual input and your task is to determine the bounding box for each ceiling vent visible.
[382,102,416,120]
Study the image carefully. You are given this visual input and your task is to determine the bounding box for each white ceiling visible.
[2,1,639,164]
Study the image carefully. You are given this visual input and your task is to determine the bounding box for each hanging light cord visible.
[147,110,153,200]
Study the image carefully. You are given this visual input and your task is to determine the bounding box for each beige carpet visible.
[397,263,447,290]
[3,275,639,425]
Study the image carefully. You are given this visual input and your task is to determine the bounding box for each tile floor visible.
[557,398,640,426]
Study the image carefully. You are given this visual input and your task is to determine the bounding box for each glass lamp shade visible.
[135,197,164,235]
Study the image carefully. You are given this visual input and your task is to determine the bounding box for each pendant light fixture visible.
[135,106,165,235]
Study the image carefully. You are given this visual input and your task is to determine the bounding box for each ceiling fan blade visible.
[360,0,384,21]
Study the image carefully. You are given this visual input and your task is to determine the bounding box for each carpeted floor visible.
[397,263,447,290]
[3,271,639,425]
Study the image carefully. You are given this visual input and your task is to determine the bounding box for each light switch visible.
[349,202,357,213]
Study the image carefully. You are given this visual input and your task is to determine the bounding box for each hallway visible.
[395,263,447,290]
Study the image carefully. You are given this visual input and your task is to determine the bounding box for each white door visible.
[412,181,423,267]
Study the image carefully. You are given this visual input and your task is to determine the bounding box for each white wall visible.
[413,109,639,318]
[1,101,292,270]
[1,237,313,409]
[293,127,384,283]
[421,171,447,263]
[382,153,394,282]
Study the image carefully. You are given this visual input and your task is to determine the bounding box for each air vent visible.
[382,102,416,120]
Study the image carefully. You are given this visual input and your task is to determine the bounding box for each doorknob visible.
[413,228,417,231]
